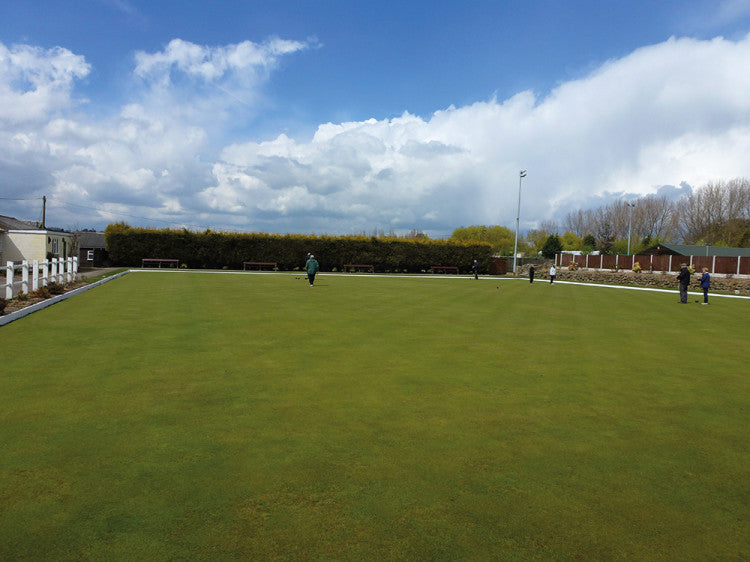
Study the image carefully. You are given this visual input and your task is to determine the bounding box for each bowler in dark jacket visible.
[700,267,711,304]
[305,254,320,287]
[676,263,690,303]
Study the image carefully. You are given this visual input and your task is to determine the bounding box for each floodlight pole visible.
[626,201,636,255]
[512,170,526,274]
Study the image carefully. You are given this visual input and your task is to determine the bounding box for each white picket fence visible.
[4,257,79,299]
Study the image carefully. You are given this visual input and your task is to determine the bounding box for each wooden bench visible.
[431,265,459,274]
[344,264,374,272]
[243,261,277,271]
[142,258,179,268]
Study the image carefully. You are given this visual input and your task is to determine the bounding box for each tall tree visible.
[595,221,615,254]
[677,179,750,244]
[560,231,583,250]
[563,209,593,238]
[450,225,515,255]
[540,234,563,258]
[635,195,677,241]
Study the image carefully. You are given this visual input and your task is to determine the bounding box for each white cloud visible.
[202,34,750,233]
[0,44,89,124]
[2,33,750,234]
[134,37,309,82]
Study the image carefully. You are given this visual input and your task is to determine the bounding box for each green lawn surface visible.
[1,272,749,559]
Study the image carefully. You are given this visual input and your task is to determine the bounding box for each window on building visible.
[51,238,59,255]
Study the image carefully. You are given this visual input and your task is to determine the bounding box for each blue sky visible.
[2,0,750,235]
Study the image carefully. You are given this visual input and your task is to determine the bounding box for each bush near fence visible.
[551,269,750,295]
[104,223,494,274]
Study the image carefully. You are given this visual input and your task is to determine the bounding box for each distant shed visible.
[75,231,109,267]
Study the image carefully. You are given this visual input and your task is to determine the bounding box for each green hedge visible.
[104,223,493,273]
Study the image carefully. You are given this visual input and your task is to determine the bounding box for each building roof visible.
[646,243,750,258]
[0,214,43,231]
[0,215,73,234]
[75,231,106,248]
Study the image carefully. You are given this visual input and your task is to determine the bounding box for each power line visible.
[50,198,217,231]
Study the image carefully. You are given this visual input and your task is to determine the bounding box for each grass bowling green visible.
[1,271,748,559]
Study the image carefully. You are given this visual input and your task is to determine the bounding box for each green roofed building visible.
[643,243,750,258]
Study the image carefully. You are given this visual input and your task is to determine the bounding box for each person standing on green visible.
[677,263,690,303]
[305,254,320,287]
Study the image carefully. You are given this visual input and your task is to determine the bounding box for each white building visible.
[0,215,78,264]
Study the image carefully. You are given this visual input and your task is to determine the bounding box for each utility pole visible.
[626,201,635,255]
[512,170,526,274]
[42,195,47,229]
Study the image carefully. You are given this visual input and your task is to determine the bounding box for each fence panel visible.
[691,256,712,272]
[557,253,750,274]
[633,254,652,270]
[587,255,601,268]
[618,255,634,269]
[601,255,617,269]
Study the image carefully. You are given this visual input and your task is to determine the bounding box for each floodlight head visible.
[520,170,527,177]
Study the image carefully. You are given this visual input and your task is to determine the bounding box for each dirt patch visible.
[2,280,89,316]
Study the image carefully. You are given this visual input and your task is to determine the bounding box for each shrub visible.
[31,286,52,299]
[569,261,579,271]
[47,282,65,295]
[632,261,642,273]
[0,297,6,315]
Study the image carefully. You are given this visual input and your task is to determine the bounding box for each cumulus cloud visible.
[0,44,90,124]
[2,33,750,235]
[0,37,308,228]
[202,34,750,233]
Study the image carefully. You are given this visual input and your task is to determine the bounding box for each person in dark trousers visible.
[677,263,690,303]
[549,265,556,284]
[700,266,711,305]
[472,260,479,279]
[529,264,535,283]
[305,254,320,287]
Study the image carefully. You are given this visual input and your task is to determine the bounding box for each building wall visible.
[78,247,110,267]
[4,231,47,262]
[2,231,77,262]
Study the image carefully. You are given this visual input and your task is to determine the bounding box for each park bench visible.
[142,258,179,268]
[243,261,277,271]
[344,264,374,272]
[431,265,459,274]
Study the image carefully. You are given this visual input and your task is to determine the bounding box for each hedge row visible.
[104,225,494,273]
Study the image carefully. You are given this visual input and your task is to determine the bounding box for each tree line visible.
[452,178,750,256]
